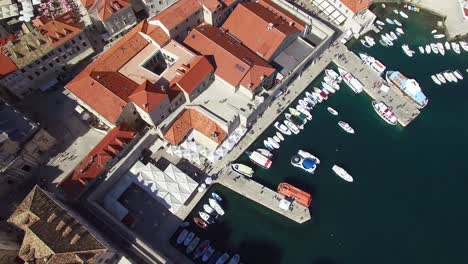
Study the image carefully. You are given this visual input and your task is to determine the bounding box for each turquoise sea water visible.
[174,5,468,264]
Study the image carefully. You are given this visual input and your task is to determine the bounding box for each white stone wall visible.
[102,7,138,38]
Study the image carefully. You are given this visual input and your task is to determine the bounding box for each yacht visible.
[327,107,339,115]
[448,71,458,83]
[284,120,300,134]
[338,121,355,134]
[386,71,428,108]
[231,163,254,177]
[248,151,272,169]
[291,150,320,174]
[296,105,312,120]
[431,75,441,85]
[443,71,454,82]
[338,67,364,93]
[208,198,225,215]
[177,229,189,245]
[359,53,386,75]
[372,101,398,125]
[274,121,292,135]
[332,165,354,182]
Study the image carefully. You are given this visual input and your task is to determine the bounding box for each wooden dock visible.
[218,171,311,224]
[331,43,421,127]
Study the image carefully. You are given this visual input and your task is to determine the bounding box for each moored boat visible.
[437,42,445,56]
[430,43,438,54]
[211,192,222,202]
[327,107,338,115]
[451,42,461,54]
[267,137,279,149]
[425,44,431,54]
[338,121,355,134]
[399,11,408,18]
[390,31,398,40]
[393,19,402,26]
[396,27,404,35]
[208,198,225,215]
[359,53,386,74]
[459,41,468,52]
[186,237,200,254]
[431,75,441,85]
[385,18,395,24]
[433,34,445,39]
[313,92,323,102]
[325,69,341,82]
[376,20,385,26]
[276,131,285,141]
[203,204,216,215]
[361,39,371,48]
[231,163,254,177]
[322,82,336,93]
[443,71,453,82]
[248,151,272,169]
[273,135,281,144]
[277,183,312,207]
[332,165,354,182]
[274,121,292,135]
[296,105,312,120]
[447,71,458,83]
[372,101,397,125]
[289,108,307,124]
[177,229,189,245]
[284,120,300,134]
[184,232,196,246]
[418,46,425,54]
[194,240,210,259]
[401,44,414,57]
[338,67,364,93]
[257,148,273,159]
[216,253,230,264]
[227,254,240,264]
[298,99,312,110]
[263,140,273,151]
[436,73,446,83]
[445,41,451,50]
[454,70,463,80]
[199,212,214,224]
[291,150,320,174]
[202,246,215,262]
[193,217,208,229]
[385,71,428,108]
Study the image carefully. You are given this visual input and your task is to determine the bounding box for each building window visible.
[71,39,76,44]
[58,48,62,52]
[49,62,54,68]
[20,69,25,73]
[35,60,40,65]
[34,71,40,76]
[55,58,60,63]
[27,75,33,80]
[21,165,32,172]
[62,54,67,60]
[78,35,83,40]
[82,42,87,47]
[41,67,47,72]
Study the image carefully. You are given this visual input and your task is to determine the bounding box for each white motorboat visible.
[445,41,451,50]
[382,3,386,8]
[372,101,398,125]
[322,82,336,93]
[454,70,463,80]
[303,96,316,106]
[286,113,305,129]
[381,35,393,46]
[447,71,458,83]
[451,42,461,54]
[289,108,308,124]
[321,86,330,95]
[376,20,385,26]
[273,135,281,144]
[359,53,386,75]
[263,140,273,151]
[227,254,240,264]
[257,148,273,159]
[332,165,353,182]
[418,46,425,54]
[361,39,372,48]
[208,198,225,215]
[436,73,446,83]
[267,137,279,149]
[298,99,312,110]
[393,9,399,14]
[327,107,338,115]
[231,163,254,177]
[186,237,200,254]
[385,18,395,24]
[212,192,222,202]
[204,204,216,215]
[437,43,445,56]
[284,120,300,134]
[325,69,342,82]
[305,91,315,100]
[433,34,445,39]
[401,44,414,57]
[202,246,215,262]
[199,212,214,223]
[399,11,408,18]
[396,27,404,35]
[393,19,402,26]
[216,253,230,264]
[425,45,431,54]
[338,67,364,93]
[390,31,398,40]
[296,105,312,120]
[431,29,437,34]
[314,87,328,100]
[324,77,340,90]
[365,36,375,46]
[184,232,195,246]
[459,41,468,52]
[291,150,320,174]
[431,75,441,85]
[274,121,292,135]
[248,151,272,169]
[443,71,453,82]
[313,92,323,102]
[385,33,394,41]
[276,132,285,141]
[338,121,355,134]
[430,43,439,54]
[177,229,189,245]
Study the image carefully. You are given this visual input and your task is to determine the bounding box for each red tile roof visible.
[199,0,223,12]
[149,0,202,31]
[222,2,300,60]
[59,124,136,200]
[183,24,275,91]
[66,21,172,124]
[340,0,372,13]
[164,108,227,145]
[128,81,170,112]
[173,56,214,94]
[0,51,17,77]
[36,12,82,48]
[82,0,95,9]
[258,0,305,31]
[97,0,131,20]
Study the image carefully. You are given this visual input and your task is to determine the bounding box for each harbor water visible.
[176,4,468,264]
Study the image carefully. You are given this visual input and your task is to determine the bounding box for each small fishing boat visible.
[360,39,372,48]
[209,198,225,215]
[202,246,215,262]
[451,42,461,54]
[322,82,336,93]
[443,71,453,82]
[284,120,300,134]
[204,204,216,215]
[184,231,196,246]
[177,229,189,245]
[332,165,354,182]
[433,34,445,39]
[454,70,463,80]
[274,121,292,135]
[431,75,441,85]
[399,11,409,18]
[376,20,385,26]
[267,137,279,149]
[231,163,254,177]
[401,44,414,57]
[263,140,273,151]
[418,46,425,54]
[390,31,398,40]
[186,237,200,254]
[385,18,395,24]
[430,43,439,54]
[425,45,431,54]
[447,71,458,83]
[194,240,210,259]
[437,42,445,56]
[338,121,355,134]
[431,29,437,34]
[436,73,446,83]
[393,9,399,14]
[327,107,338,116]
[257,148,273,159]
[459,41,468,52]
[212,192,222,202]
[216,253,230,264]
[396,27,404,35]
[276,132,285,141]
[445,41,451,50]
[296,105,312,120]
[393,19,402,26]
[227,254,241,264]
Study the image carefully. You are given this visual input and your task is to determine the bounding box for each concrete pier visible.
[218,171,311,223]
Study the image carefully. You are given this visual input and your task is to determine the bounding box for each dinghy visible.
[276,132,285,141]
[393,9,399,14]
[433,34,445,39]
[396,28,404,35]
[393,19,402,26]
[399,11,408,18]
[431,29,437,34]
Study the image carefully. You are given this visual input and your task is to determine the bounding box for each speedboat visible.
[459,41,468,52]
[202,246,215,262]
[273,135,281,144]
[401,44,414,57]
[418,46,425,54]
[385,33,394,41]
[322,82,336,93]
[289,108,307,124]
[276,132,285,141]
[177,229,189,245]
[267,137,279,149]
[321,86,330,95]
[186,237,200,254]
[338,67,364,93]
[208,198,225,215]
[385,18,395,24]
[216,253,230,264]
[227,254,240,264]
[338,121,355,134]
[327,107,338,115]
[303,96,316,107]
[314,87,328,100]
[203,204,216,215]
[274,121,292,135]
[451,42,461,54]
[361,39,372,48]
[372,101,397,125]
[332,165,353,182]
[436,73,446,83]
[263,140,273,151]
[324,77,340,90]
[437,42,445,56]
[248,150,272,169]
[257,148,273,159]
[231,163,254,177]
[448,71,458,83]
[399,11,408,18]
[425,45,431,54]
[365,36,375,46]
[325,69,341,82]
[445,41,451,50]
[305,91,315,100]
[431,75,441,85]
[313,92,323,102]
[298,99,313,110]
[212,192,222,202]
[184,232,195,246]
[454,70,463,80]
[396,27,404,35]
[284,120,300,134]
[393,9,399,14]
[296,105,312,120]
[433,34,445,39]
[431,29,437,34]
[376,20,385,26]
[194,240,210,259]
[393,19,402,26]
[199,212,214,224]
[390,31,398,40]
[430,43,439,54]
[291,150,320,174]
[443,71,454,82]
[193,217,208,229]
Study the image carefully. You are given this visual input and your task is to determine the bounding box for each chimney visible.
[70,234,81,245]
[176,69,185,75]
[47,212,57,223]
[289,21,294,27]
[268,23,274,30]
[62,226,72,237]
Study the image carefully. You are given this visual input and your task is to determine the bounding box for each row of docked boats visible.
[193,192,225,229]
[359,53,386,75]
[416,42,467,56]
[430,70,464,85]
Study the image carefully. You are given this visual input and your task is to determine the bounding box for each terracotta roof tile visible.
[128,81,169,112]
[199,0,223,12]
[164,108,227,145]
[222,2,300,60]
[0,50,17,77]
[98,0,131,21]
[149,0,201,31]
[174,56,214,94]
[37,12,82,48]
[339,0,372,13]
[183,24,274,91]
[81,0,95,9]
[258,0,305,31]
[59,124,136,200]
